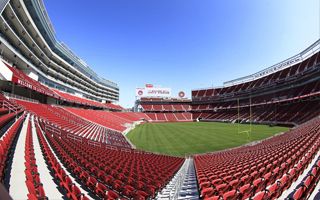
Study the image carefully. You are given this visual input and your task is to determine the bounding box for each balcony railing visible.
[0,0,9,14]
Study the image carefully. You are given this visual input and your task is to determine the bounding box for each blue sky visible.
[44,0,319,108]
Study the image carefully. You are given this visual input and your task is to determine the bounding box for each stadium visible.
[0,0,319,200]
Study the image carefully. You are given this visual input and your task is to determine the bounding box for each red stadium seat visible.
[293,186,307,200]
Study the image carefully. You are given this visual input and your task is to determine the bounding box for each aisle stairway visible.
[178,158,199,200]
[9,114,29,199]
[157,158,200,200]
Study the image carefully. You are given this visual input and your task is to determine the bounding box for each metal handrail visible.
[45,123,61,136]
[2,92,39,103]
[88,140,102,147]
[67,133,83,143]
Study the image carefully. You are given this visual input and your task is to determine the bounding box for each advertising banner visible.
[136,87,171,97]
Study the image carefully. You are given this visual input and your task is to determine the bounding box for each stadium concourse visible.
[0,0,319,199]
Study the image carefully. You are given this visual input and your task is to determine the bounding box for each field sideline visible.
[127,122,289,157]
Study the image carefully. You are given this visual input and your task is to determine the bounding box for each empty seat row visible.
[40,121,184,199]
[193,100,320,125]
[24,119,47,200]
[0,113,25,182]
[146,112,192,122]
[53,89,121,110]
[194,117,320,199]
[34,117,90,200]
[65,108,151,132]
[292,158,320,200]
[65,107,130,132]
[15,100,131,148]
[141,104,191,112]
[192,50,320,100]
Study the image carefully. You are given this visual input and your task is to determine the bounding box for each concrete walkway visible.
[9,114,29,200]
[31,115,63,199]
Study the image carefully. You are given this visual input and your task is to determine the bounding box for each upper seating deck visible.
[192,43,320,101]
[53,89,122,110]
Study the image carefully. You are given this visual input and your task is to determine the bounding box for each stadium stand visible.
[105,103,125,111]
[0,61,122,111]
[53,89,123,111]
[24,118,47,200]
[36,115,184,199]
[0,0,319,199]
[0,112,25,183]
[0,105,186,199]
[146,112,193,122]
[14,100,131,148]
[53,89,106,109]
[137,97,193,122]
[64,107,148,132]
[33,116,91,199]
[141,104,191,112]
[0,94,24,131]
[110,112,148,122]
[192,40,320,126]
[292,157,320,199]
[0,0,119,102]
[194,117,320,199]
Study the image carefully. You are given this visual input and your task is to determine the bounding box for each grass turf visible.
[127,122,289,157]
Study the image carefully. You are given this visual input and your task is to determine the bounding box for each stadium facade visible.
[0,0,119,103]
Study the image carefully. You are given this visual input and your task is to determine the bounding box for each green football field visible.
[127,122,289,157]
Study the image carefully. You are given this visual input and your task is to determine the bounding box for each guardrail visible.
[1,100,18,114]
[0,0,9,14]
[88,140,102,147]
[45,123,61,136]
[67,133,83,143]
[3,92,39,103]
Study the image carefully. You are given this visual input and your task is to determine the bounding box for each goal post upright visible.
[237,98,240,135]
[237,96,252,141]
[250,95,252,134]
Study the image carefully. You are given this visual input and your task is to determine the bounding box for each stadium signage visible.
[136,87,171,97]
[253,57,301,79]
[145,84,153,88]
[224,56,302,87]
[17,78,33,89]
[138,90,143,95]
[12,76,57,98]
[178,91,185,98]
